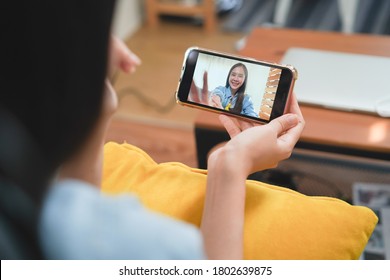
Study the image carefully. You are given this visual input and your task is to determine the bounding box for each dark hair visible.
[0,0,116,201]
[225,63,248,114]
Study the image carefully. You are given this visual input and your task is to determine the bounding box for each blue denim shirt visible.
[39,180,206,259]
[211,86,258,117]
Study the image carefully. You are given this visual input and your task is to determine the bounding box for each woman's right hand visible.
[215,93,304,175]
[189,71,210,105]
[201,93,304,259]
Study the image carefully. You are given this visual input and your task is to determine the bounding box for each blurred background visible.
[107,0,390,165]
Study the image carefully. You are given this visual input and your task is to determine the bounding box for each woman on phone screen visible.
[210,63,257,117]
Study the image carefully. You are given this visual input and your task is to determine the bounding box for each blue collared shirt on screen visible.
[210,86,257,117]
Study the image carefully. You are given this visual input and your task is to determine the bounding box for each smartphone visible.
[175,47,298,123]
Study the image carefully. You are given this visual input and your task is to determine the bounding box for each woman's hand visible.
[210,95,223,109]
[189,71,210,105]
[217,93,304,174]
[108,35,141,78]
[201,93,304,260]
[103,36,142,121]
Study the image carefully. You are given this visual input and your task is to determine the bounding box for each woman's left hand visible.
[102,36,142,121]
[108,35,141,78]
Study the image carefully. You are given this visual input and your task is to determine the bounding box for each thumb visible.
[269,114,299,135]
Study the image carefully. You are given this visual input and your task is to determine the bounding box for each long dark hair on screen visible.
[224,63,248,114]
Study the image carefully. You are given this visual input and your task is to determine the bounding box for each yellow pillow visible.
[102,142,377,260]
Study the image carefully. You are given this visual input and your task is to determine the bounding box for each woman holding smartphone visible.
[1,0,304,260]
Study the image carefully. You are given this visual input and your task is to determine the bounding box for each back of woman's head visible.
[0,1,116,196]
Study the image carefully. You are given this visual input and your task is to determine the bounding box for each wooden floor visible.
[105,20,244,167]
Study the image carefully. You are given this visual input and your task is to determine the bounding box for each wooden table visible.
[145,0,216,33]
[195,28,390,168]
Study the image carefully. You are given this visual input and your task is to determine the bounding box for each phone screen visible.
[176,48,296,123]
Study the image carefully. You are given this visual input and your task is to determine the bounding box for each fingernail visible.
[129,52,141,65]
[286,114,298,125]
